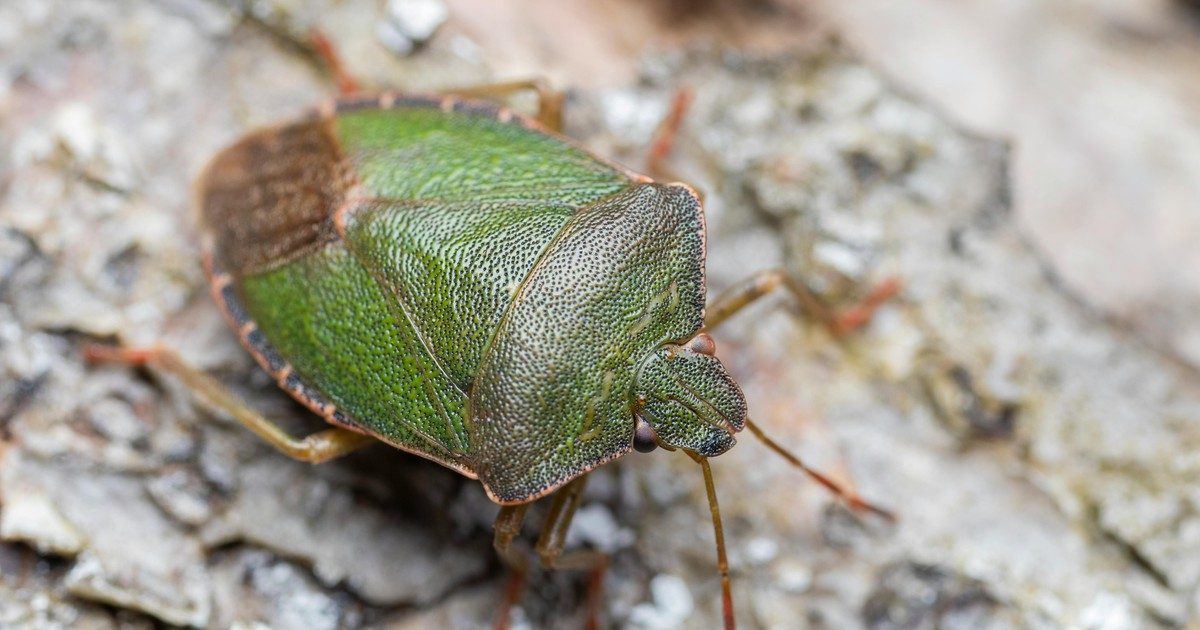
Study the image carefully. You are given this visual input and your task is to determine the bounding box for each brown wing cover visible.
[198,119,356,276]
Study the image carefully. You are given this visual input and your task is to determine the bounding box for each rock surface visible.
[1,1,1198,628]
[809,0,1200,373]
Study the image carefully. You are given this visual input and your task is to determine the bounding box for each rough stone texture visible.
[808,0,1200,373]
[2,1,1199,629]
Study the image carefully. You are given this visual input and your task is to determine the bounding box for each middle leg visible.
[490,476,609,630]
[638,85,899,338]
[704,269,900,337]
[492,503,531,630]
[534,475,608,630]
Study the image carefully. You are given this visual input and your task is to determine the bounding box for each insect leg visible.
[643,87,898,336]
[492,504,530,630]
[308,30,362,95]
[533,474,586,568]
[493,503,531,570]
[704,269,789,330]
[84,344,375,463]
[703,269,901,337]
[533,475,609,630]
[825,276,903,336]
[646,87,695,182]
[446,79,566,132]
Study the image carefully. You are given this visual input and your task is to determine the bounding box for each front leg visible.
[491,475,608,630]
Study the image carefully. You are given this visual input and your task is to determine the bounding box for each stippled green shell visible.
[197,93,745,503]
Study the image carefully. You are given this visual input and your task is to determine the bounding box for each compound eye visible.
[684,332,716,356]
[633,415,659,453]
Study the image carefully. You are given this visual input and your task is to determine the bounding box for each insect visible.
[88,43,898,629]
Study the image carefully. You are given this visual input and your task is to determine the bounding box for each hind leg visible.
[85,345,375,463]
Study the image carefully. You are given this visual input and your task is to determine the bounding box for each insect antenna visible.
[686,451,736,630]
[744,417,895,522]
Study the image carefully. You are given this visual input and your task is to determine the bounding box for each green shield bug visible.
[87,57,898,628]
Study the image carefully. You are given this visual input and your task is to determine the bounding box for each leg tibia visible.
[84,344,374,463]
[704,269,901,337]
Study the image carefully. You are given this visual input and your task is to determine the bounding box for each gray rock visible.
[199,457,490,607]
[2,1,1198,628]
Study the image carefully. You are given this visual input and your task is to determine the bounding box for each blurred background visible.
[2,0,1200,628]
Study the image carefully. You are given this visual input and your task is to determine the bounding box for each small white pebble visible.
[745,537,779,564]
[448,34,482,64]
[600,90,668,142]
[1079,591,1137,630]
[386,0,447,42]
[378,0,448,56]
[628,574,694,628]
[565,504,634,553]
[731,89,775,129]
[773,559,813,593]
[813,240,867,278]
